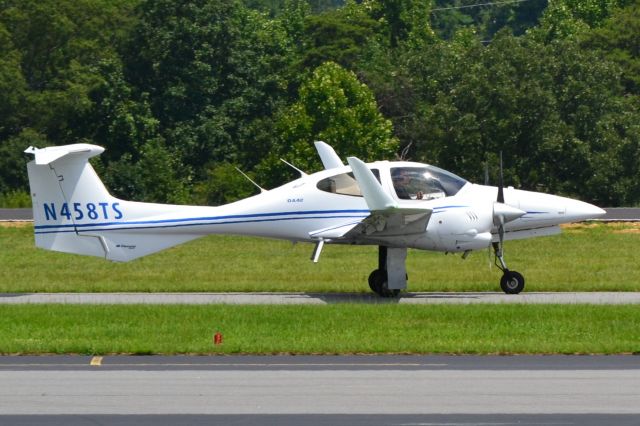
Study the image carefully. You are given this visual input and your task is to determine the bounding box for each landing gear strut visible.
[492,242,525,294]
[368,246,406,297]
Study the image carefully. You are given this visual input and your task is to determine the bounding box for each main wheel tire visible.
[368,269,400,298]
[500,270,525,294]
[368,269,382,292]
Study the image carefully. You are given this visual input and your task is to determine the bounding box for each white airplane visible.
[24,141,605,296]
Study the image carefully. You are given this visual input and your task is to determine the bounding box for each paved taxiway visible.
[0,355,639,425]
[2,291,640,304]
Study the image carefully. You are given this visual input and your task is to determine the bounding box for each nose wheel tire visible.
[500,270,525,294]
[368,269,400,298]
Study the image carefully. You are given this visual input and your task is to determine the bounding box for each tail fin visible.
[25,144,118,259]
[25,144,200,261]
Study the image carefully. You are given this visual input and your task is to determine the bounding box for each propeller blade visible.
[484,162,489,186]
[497,151,504,203]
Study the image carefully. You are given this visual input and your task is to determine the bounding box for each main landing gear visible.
[368,246,406,298]
[492,242,525,294]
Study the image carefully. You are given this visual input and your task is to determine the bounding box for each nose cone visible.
[564,199,606,222]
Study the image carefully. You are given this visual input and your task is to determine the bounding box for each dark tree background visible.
[1,0,638,206]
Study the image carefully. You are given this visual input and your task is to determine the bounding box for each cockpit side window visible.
[391,167,467,200]
[317,169,380,197]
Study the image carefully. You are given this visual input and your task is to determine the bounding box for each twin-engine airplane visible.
[25,142,605,296]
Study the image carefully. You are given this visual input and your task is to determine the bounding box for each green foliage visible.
[0,23,26,139]
[193,162,258,205]
[430,0,548,40]
[126,0,293,171]
[0,190,31,208]
[257,61,398,186]
[86,59,161,162]
[0,0,638,206]
[364,0,435,47]
[0,128,48,194]
[100,139,191,204]
[0,0,135,137]
[243,0,345,15]
[582,1,640,94]
[535,0,633,40]
[300,5,378,69]
[280,0,311,41]
[0,0,137,194]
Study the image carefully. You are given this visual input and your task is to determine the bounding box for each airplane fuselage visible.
[25,144,604,295]
[35,160,601,259]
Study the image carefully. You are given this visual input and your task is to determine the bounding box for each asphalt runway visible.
[0,355,638,426]
[2,291,640,304]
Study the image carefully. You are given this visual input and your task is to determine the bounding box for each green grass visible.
[1,222,639,293]
[1,304,639,355]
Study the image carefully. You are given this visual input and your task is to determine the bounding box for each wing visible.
[309,157,431,242]
[309,210,431,241]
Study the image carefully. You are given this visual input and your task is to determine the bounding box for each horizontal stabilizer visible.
[25,144,105,165]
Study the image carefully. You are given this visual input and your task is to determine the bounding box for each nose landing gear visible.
[492,242,525,294]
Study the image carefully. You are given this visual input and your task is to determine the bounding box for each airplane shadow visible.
[299,292,497,305]
[0,293,32,298]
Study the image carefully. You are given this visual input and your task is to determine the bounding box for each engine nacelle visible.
[431,205,494,252]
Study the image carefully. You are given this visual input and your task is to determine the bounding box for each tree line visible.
[1,0,638,207]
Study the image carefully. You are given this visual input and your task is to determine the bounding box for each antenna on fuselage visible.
[235,167,267,193]
[280,158,308,177]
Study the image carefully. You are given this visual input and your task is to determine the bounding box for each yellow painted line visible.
[90,356,103,366]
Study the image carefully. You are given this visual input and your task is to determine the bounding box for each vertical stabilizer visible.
[26,144,207,262]
[25,144,114,258]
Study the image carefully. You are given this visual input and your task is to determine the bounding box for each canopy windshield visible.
[391,166,467,200]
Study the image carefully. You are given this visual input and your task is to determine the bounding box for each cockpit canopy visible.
[316,165,467,200]
[390,166,467,200]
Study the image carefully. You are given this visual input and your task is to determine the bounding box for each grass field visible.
[1,304,639,355]
[1,222,639,355]
[1,222,639,293]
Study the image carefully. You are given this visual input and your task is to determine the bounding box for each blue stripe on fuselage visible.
[34,209,370,234]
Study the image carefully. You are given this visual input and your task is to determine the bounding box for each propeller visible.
[492,152,525,263]
[497,151,504,203]
[484,162,489,186]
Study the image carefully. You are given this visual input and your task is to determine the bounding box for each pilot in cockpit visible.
[392,168,447,201]
[392,168,424,200]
